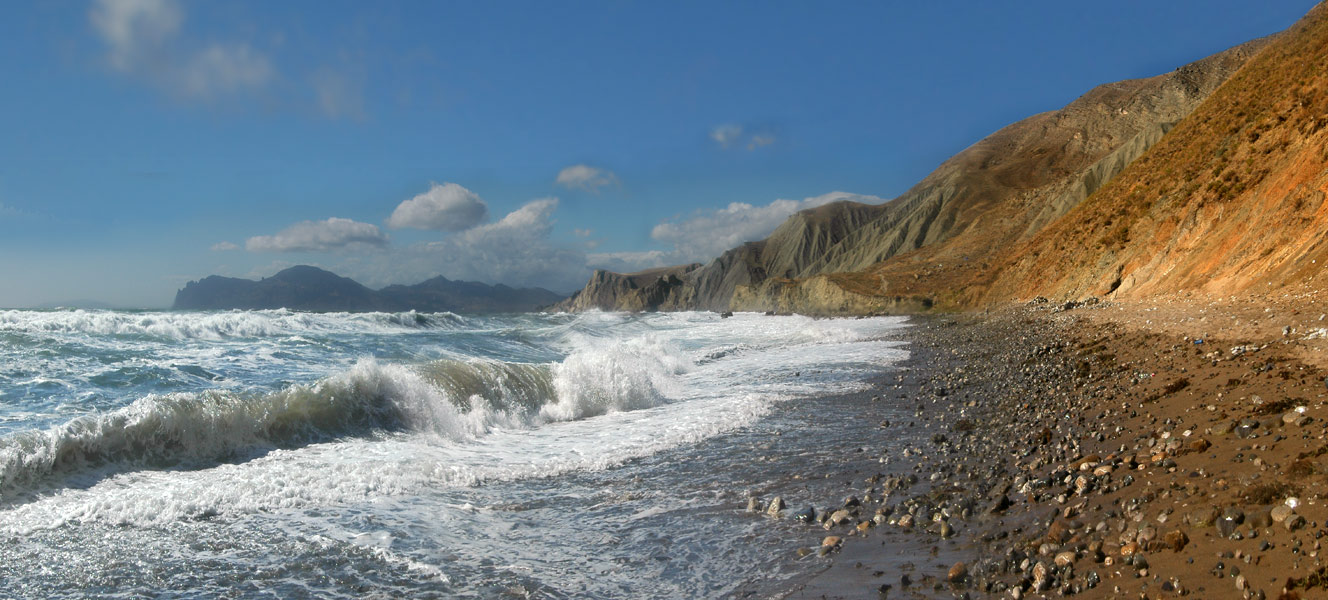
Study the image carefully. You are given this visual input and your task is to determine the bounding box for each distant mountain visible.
[172,266,564,313]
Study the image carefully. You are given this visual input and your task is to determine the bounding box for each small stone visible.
[821,535,843,549]
[940,521,954,538]
[767,496,786,516]
[947,561,968,584]
[746,497,761,512]
[1120,542,1140,556]
[1054,551,1076,567]
[1270,504,1293,523]
[828,509,852,526]
[897,514,914,529]
[1286,514,1307,531]
[1217,507,1245,538]
[1164,529,1189,552]
[1187,507,1219,527]
[988,495,1012,514]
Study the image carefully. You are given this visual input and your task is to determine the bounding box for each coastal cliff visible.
[984,2,1328,303]
[559,30,1270,314]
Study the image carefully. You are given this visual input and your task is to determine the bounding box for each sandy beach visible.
[774,296,1328,599]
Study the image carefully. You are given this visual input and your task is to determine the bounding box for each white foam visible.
[0,311,910,532]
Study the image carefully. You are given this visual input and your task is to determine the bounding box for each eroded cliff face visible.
[984,3,1328,304]
[558,29,1267,313]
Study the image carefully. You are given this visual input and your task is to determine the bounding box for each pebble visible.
[947,561,968,583]
[767,497,786,516]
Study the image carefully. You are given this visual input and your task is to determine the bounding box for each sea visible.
[0,308,914,598]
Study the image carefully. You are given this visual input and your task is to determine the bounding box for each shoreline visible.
[773,300,1328,599]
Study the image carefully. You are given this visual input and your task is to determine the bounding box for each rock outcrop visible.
[173,266,564,313]
[552,264,701,312]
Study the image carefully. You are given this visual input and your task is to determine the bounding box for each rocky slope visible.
[983,2,1328,304]
[173,265,563,313]
[559,30,1269,314]
[552,264,700,312]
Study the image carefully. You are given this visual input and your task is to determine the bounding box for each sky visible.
[0,0,1315,308]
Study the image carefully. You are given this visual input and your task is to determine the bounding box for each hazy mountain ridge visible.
[556,8,1294,314]
[173,265,564,313]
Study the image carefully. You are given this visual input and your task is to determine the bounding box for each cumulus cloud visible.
[90,0,273,100]
[386,182,489,232]
[555,164,618,192]
[245,218,388,253]
[210,241,239,251]
[347,198,591,292]
[646,191,884,267]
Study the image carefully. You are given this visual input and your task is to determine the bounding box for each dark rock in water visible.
[720,311,734,318]
[794,506,817,523]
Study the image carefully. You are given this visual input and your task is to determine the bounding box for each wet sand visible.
[775,298,1328,599]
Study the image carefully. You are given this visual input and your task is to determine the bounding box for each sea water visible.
[0,308,910,598]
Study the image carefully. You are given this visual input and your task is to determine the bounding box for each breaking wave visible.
[0,309,463,341]
[0,336,687,500]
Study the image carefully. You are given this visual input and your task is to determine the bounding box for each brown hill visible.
[558,28,1267,313]
[980,2,1328,303]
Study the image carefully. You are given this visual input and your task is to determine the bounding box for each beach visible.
[776,295,1328,599]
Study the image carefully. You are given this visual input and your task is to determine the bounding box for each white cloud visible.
[90,0,273,100]
[90,0,182,71]
[648,191,884,265]
[179,43,273,98]
[748,134,776,150]
[310,67,365,119]
[210,241,239,251]
[555,164,618,192]
[586,250,671,273]
[246,218,388,253]
[344,198,591,292]
[386,182,489,231]
[711,123,777,151]
[710,124,743,148]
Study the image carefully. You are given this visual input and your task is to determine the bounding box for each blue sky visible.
[0,1,1313,307]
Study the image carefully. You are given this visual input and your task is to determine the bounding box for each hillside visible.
[173,266,564,313]
[981,2,1328,303]
[558,31,1268,314]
